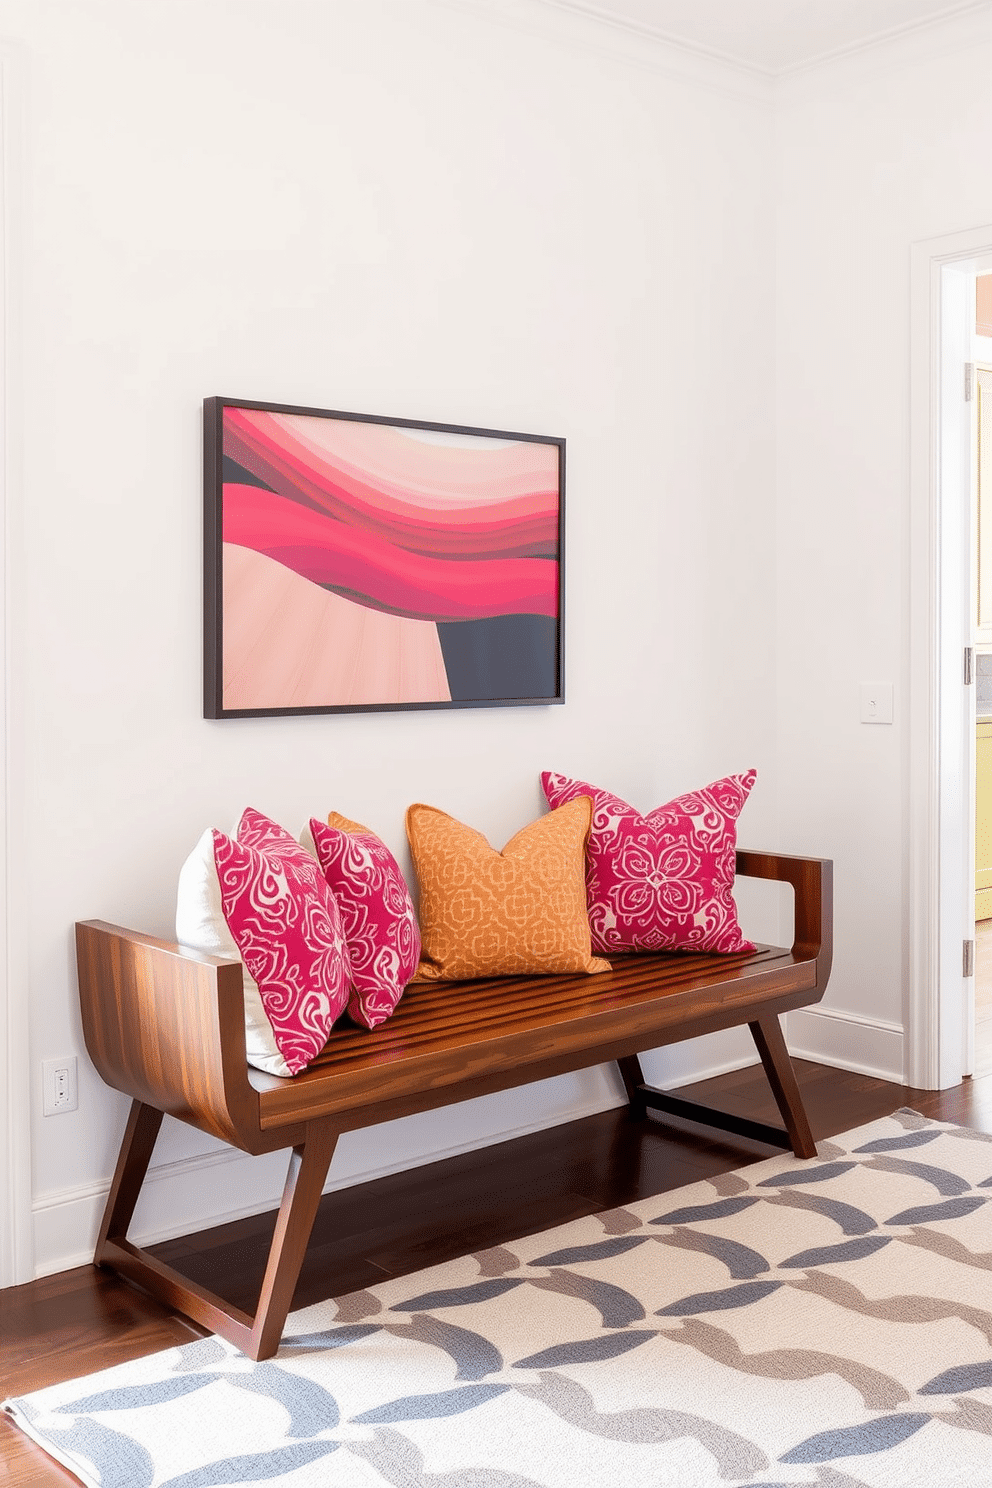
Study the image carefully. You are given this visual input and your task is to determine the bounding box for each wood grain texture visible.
[75,922,259,1148]
[749,1013,817,1157]
[95,1100,163,1262]
[735,850,833,992]
[70,849,832,1358]
[252,947,817,1129]
[250,1123,338,1359]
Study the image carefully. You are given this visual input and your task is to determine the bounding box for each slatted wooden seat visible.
[75,848,832,1361]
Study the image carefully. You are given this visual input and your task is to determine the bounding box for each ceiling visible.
[539,0,988,74]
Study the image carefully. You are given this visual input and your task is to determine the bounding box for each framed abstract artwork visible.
[203,397,565,719]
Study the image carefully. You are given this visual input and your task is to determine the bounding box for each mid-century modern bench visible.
[75,848,832,1361]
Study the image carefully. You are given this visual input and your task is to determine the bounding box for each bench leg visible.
[96,1099,164,1263]
[617,1054,648,1116]
[94,1110,338,1361]
[615,1015,817,1161]
[248,1122,338,1360]
[749,1014,817,1160]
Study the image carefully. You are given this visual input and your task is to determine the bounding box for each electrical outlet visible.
[42,1056,78,1115]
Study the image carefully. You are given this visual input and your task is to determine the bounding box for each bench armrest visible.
[735,850,833,996]
[75,921,262,1149]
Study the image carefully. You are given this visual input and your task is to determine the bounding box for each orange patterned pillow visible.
[406,797,610,980]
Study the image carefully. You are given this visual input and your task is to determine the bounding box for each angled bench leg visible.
[615,1017,817,1161]
[96,1099,164,1263]
[617,1054,648,1117]
[749,1014,816,1160]
[95,1107,338,1361]
[248,1121,338,1361]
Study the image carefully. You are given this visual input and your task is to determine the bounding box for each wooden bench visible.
[75,848,832,1361]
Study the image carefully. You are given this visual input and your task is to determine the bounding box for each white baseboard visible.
[666,1052,760,1088]
[31,1145,290,1278]
[31,1036,768,1280]
[32,1086,625,1278]
[786,1004,905,1084]
[38,1011,904,1279]
[32,1016,904,1280]
[641,1024,759,1091]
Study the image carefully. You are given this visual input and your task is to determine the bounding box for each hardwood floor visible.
[4,1059,992,1485]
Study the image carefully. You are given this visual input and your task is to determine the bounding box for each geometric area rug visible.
[6,1110,992,1488]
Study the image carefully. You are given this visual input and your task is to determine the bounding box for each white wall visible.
[775,9,992,1083]
[1,0,779,1276]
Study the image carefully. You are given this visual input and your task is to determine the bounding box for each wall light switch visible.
[860,682,894,724]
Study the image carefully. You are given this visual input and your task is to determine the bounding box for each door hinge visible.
[965,646,974,684]
[966,361,975,401]
[964,939,975,977]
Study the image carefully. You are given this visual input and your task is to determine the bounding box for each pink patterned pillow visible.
[303,814,421,1029]
[540,770,757,956]
[176,807,351,1076]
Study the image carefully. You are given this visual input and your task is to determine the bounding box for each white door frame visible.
[909,225,992,1090]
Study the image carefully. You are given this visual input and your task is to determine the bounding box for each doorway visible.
[908,227,992,1092]
[971,320,992,1077]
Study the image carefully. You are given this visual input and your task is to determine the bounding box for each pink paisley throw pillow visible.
[540,770,756,956]
[302,813,421,1029]
[176,807,351,1077]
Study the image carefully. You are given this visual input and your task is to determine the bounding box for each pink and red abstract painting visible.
[203,399,564,718]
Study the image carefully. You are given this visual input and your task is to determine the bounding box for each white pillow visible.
[176,808,351,1077]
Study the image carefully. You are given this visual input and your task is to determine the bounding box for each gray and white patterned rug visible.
[7,1109,992,1487]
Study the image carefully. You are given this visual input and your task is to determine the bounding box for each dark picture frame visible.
[203,397,565,719]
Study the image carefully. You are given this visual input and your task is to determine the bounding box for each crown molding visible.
[530,0,991,80]
[776,0,989,79]
[428,0,773,107]
[775,2,992,100]
[529,0,778,76]
[436,0,992,101]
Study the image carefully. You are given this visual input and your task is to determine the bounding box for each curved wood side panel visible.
[74,848,832,1359]
[736,851,833,996]
[75,921,261,1149]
